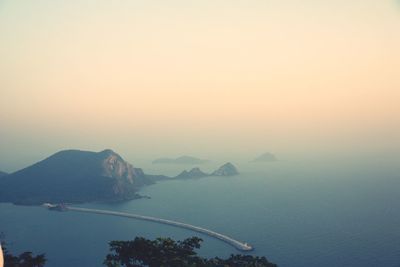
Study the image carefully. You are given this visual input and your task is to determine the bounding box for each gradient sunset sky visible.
[1,0,399,171]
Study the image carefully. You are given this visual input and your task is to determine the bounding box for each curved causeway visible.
[67,206,253,251]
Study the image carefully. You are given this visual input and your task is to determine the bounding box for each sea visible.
[1,159,399,267]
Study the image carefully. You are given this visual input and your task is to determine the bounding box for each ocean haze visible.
[0,0,399,171]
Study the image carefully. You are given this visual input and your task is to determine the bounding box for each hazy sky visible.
[1,0,399,171]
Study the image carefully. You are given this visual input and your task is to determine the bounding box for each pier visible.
[65,206,253,251]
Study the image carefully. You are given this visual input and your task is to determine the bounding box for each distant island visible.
[175,167,209,179]
[0,149,238,205]
[175,163,239,180]
[212,162,239,176]
[251,152,277,163]
[152,156,209,165]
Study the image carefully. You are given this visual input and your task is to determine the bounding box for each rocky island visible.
[212,162,239,176]
[174,162,239,179]
[175,167,209,179]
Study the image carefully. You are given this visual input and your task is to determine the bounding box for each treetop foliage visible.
[104,236,277,267]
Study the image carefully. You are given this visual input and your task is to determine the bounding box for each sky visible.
[0,0,399,171]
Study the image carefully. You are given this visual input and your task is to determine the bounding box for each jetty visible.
[45,204,253,251]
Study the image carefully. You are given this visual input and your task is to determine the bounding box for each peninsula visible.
[0,149,153,205]
[0,149,239,205]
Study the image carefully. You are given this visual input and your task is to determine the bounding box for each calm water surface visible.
[1,160,399,267]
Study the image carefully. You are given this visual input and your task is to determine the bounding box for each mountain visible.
[152,156,209,165]
[0,171,8,177]
[0,149,153,205]
[212,163,239,176]
[251,152,277,163]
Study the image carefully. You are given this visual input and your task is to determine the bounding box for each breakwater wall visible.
[68,206,253,251]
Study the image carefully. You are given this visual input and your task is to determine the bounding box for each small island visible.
[174,162,239,180]
[251,152,277,163]
[175,167,209,179]
[212,162,239,176]
[152,156,209,165]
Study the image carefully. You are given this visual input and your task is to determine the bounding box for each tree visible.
[104,236,277,267]
[1,243,46,267]
[104,237,205,267]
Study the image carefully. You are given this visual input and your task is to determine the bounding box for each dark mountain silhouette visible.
[0,149,153,205]
[0,171,8,177]
[251,152,277,163]
[152,156,209,165]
